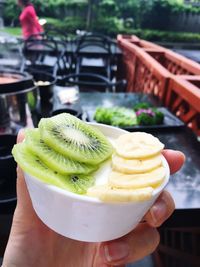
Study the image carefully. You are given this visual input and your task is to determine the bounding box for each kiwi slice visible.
[25,129,97,175]
[12,142,94,194]
[39,113,113,164]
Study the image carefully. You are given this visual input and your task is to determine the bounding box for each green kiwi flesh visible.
[12,142,94,194]
[39,113,113,164]
[25,129,98,175]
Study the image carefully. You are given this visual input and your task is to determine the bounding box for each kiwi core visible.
[62,128,90,144]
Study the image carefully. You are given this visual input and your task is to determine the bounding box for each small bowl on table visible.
[51,105,83,119]
[32,71,56,104]
[30,71,56,116]
[24,124,170,242]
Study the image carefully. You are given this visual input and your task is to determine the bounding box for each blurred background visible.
[2,0,200,43]
[0,1,200,267]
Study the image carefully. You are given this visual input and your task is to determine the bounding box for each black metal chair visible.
[27,29,71,77]
[56,72,127,92]
[21,38,66,77]
[73,33,114,80]
[26,32,46,41]
[0,42,24,71]
[75,32,113,49]
[45,25,69,43]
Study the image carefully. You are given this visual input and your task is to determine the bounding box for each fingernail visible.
[104,241,129,262]
[150,199,167,224]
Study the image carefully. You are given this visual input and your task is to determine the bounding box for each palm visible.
[3,172,106,267]
[10,219,103,267]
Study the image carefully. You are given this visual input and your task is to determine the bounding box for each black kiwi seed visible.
[71,175,79,182]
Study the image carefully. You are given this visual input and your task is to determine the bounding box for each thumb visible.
[15,129,36,218]
[16,166,35,215]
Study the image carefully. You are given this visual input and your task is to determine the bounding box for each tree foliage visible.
[4,0,200,34]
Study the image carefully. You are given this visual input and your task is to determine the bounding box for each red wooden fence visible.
[118,37,170,101]
[166,76,200,136]
[117,34,200,136]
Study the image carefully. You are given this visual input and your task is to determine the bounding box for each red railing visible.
[166,77,200,136]
[118,35,200,75]
[117,34,200,136]
[118,37,170,101]
[145,49,200,75]
[118,34,163,50]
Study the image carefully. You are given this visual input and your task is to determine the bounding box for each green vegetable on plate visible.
[94,104,164,127]
[94,107,137,127]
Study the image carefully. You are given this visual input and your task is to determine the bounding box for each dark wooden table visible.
[53,91,200,227]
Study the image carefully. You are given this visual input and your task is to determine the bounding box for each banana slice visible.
[87,185,153,202]
[112,153,162,174]
[114,132,164,159]
[109,166,166,189]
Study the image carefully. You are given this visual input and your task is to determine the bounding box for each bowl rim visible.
[24,122,170,205]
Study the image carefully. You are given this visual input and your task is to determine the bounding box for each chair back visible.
[0,42,24,71]
[73,33,114,79]
[45,26,69,43]
[75,32,112,55]
[22,38,65,76]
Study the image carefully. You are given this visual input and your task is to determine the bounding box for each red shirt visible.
[19,5,43,39]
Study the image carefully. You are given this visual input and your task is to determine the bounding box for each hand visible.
[2,131,185,267]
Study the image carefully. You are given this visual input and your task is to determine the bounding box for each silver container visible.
[0,70,40,135]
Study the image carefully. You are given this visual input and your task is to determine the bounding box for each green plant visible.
[4,0,20,26]
[0,27,21,36]
[133,102,151,111]
[99,0,119,17]
[135,108,164,126]
[127,29,200,43]
[43,16,85,34]
[92,17,123,36]
[63,17,86,32]
[4,0,200,36]
[94,107,137,127]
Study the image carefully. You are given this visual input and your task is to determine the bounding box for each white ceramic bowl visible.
[24,124,170,242]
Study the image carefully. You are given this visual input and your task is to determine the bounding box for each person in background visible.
[1,130,185,267]
[17,0,43,39]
